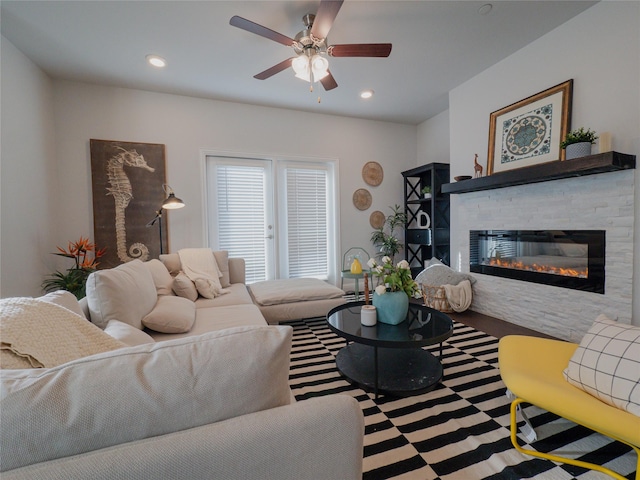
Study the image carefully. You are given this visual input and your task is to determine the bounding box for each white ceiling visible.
[1,1,597,125]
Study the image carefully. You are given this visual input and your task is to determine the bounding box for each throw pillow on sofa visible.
[144,259,174,296]
[142,296,196,334]
[0,325,293,472]
[39,290,86,317]
[86,259,157,329]
[172,272,198,301]
[563,314,640,416]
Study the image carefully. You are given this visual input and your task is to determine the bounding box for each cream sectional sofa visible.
[0,253,364,479]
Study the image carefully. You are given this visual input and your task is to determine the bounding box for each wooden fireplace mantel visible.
[442,151,636,195]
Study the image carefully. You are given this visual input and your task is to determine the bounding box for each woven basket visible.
[420,284,453,313]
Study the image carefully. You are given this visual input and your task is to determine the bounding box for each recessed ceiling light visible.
[478,3,493,15]
[146,54,166,68]
[360,89,374,99]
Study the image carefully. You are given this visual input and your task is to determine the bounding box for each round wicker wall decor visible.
[353,188,372,211]
[369,210,385,229]
[362,161,383,186]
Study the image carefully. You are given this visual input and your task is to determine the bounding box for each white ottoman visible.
[248,278,346,324]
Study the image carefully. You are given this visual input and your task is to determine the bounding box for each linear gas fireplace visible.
[470,230,605,294]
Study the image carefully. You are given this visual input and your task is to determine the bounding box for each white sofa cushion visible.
[144,259,174,296]
[147,304,267,342]
[213,250,231,287]
[86,260,157,329]
[249,278,344,306]
[172,272,198,301]
[142,296,196,333]
[103,320,155,346]
[38,290,85,317]
[564,314,640,416]
[0,325,293,472]
[194,283,254,308]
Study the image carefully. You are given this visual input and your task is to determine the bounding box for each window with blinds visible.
[284,167,328,278]
[215,164,268,283]
[206,154,337,284]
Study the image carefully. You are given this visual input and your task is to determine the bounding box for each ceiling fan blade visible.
[329,43,392,57]
[310,0,344,40]
[230,16,295,47]
[254,58,294,80]
[320,70,338,91]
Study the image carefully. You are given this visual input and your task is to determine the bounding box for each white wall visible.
[1,72,416,293]
[417,109,450,166]
[1,36,58,297]
[440,2,640,328]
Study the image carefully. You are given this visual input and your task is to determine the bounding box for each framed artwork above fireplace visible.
[487,79,573,175]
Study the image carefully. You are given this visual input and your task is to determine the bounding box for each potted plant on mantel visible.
[560,127,598,160]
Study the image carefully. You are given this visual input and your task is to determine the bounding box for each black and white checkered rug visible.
[285,316,636,480]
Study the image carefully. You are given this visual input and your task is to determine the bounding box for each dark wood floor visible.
[346,292,559,340]
[446,309,558,340]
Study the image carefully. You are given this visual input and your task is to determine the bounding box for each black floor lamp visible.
[146,184,185,254]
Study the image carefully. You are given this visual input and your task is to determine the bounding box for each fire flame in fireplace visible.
[485,258,588,278]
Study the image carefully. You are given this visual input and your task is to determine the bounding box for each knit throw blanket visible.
[178,248,229,299]
[443,279,473,312]
[0,297,126,369]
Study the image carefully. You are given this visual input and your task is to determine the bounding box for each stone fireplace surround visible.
[452,169,634,342]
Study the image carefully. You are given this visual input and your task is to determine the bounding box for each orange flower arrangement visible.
[42,237,106,299]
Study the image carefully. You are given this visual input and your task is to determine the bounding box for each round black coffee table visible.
[326,301,453,398]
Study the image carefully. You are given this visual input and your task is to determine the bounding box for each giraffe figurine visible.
[474,154,483,178]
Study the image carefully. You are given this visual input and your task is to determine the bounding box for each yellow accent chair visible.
[499,335,640,480]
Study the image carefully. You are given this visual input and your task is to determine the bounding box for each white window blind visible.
[284,167,328,278]
[215,164,267,283]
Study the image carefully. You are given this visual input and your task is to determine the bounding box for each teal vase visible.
[372,291,409,325]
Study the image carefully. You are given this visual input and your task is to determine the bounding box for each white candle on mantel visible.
[599,132,612,153]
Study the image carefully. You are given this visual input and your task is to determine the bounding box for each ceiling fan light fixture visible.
[292,55,309,76]
[292,53,329,83]
[311,54,329,79]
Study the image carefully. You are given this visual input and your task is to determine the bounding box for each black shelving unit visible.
[402,163,450,276]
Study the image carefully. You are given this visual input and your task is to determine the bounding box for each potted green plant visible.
[366,256,420,324]
[421,186,432,199]
[560,127,598,160]
[370,204,406,262]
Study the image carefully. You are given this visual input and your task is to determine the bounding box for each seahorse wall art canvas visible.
[90,139,168,269]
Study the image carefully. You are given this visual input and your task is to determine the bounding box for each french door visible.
[205,154,338,284]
